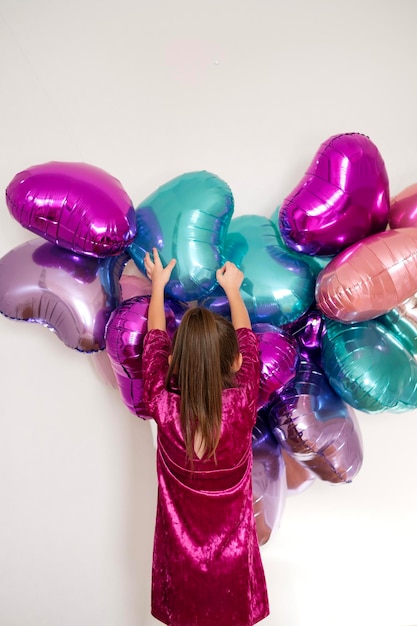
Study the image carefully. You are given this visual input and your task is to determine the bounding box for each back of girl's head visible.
[166,306,239,462]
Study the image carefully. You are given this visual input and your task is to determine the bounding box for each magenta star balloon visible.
[6,161,137,257]
[0,238,122,351]
[279,133,390,256]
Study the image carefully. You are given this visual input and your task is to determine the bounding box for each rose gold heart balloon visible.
[316,227,417,322]
[389,182,417,228]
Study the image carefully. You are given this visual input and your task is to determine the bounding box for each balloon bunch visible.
[3,132,417,542]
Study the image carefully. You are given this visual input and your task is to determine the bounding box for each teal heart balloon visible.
[201,214,316,326]
[127,171,234,301]
[321,318,417,412]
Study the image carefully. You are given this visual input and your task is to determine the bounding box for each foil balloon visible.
[268,359,363,483]
[5,161,137,257]
[389,182,417,228]
[279,133,390,256]
[127,171,234,301]
[321,318,417,412]
[0,238,121,351]
[104,296,178,418]
[252,410,287,545]
[316,227,417,322]
[282,307,325,363]
[201,214,316,327]
[281,449,316,495]
[253,323,300,408]
[378,295,417,360]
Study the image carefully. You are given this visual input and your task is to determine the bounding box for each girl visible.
[142,248,269,626]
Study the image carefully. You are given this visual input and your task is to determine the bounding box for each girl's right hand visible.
[216,261,244,292]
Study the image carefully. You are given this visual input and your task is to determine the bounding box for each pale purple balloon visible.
[252,410,287,543]
[253,323,300,408]
[0,238,121,351]
[279,133,390,256]
[6,161,137,257]
[268,359,363,484]
[105,296,178,418]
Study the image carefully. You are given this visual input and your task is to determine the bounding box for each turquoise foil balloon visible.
[377,295,417,359]
[321,318,417,413]
[202,215,316,326]
[127,171,234,301]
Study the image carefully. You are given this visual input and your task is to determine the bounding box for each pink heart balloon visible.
[6,161,136,257]
[389,182,417,228]
[279,133,390,256]
[0,238,121,351]
[104,296,179,418]
[253,323,300,408]
[316,227,417,322]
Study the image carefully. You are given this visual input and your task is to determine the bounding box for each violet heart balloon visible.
[252,410,287,544]
[127,171,234,301]
[316,227,417,322]
[0,238,121,351]
[253,323,300,408]
[279,133,390,256]
[282,307,325,363]
[104,296,179,418]
[321,318,417,412]
[268,359,363,484]
[389,182,417,228]
[6,161,137,257]
[200,214,316,327]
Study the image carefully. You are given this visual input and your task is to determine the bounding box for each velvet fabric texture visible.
[142,328,269,626]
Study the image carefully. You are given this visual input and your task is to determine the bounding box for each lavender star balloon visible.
[279,133,390,256]
[6,161,137,257]
[0,238,122,351]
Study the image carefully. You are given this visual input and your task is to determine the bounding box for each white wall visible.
[1,1,417,625]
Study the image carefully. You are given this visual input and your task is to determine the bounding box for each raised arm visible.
[216,261,251,330]
[144,248,176,331]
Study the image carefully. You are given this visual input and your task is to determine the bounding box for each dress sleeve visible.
[142,329,171,419]
[235,327,261,415]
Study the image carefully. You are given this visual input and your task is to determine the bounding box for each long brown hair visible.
[166,307,240,463]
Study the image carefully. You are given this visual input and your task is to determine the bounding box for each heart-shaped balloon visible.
[279,133,390,256]
[389,182,417,229]
[252,409,287,544]
[377,295,417,359]
[104,296,180,418]
[200,214,316,327]
[316,227,417,322]
[0,238,121,351]
[321,318,417,412]
[253,323,300,408]
[5,162,137,257]
[282,307,325,363]
[127,171,234,301]
[268,359,363,483]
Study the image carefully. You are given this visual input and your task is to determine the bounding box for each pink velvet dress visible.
[142,327,269,626]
